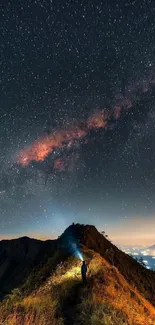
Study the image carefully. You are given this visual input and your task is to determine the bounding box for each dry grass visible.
[0,250,155,325]
[76,253,155,325]
[0,294,63,325]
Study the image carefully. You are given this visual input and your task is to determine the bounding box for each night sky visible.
[1,0,155,245]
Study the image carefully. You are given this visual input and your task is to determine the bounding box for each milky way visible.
[1,0,155,244]
[17,78,154,172]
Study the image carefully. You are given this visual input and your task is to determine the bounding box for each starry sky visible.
[1,0,155,245]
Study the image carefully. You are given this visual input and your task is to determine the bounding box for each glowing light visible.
[143,260,148,264]
[141,251,148,256]
[71,243,83,261]
[76,250,83,261]
[149,250,155,257]
[141,250,149,256]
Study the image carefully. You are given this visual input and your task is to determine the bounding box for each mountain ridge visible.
[0,223,155,324]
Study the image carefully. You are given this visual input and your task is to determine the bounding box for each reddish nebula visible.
[113,106,122,120]
[17,79,155,169]
[122,99,132,109]
[54,154,78,172]
[87,109,110,129]
[17,107,124,167]
[54,158,66,171]
[17,99,134,168]
[18,137,55,166]
[17,125,87,166]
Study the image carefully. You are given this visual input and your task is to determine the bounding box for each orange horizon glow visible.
[107,216,155,246]
[0,232,154,247]
[1,216,155,247]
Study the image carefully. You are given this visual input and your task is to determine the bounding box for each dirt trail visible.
[61,282,84,325]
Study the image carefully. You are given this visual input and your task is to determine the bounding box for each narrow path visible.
[61,282,83,325]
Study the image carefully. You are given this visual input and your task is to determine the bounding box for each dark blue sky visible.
[1,0,155,245]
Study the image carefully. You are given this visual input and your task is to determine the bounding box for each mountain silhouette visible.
[0,236,56,298]
[148,245,155,250]
[0,223,155,325]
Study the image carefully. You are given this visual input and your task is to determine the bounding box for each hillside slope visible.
[0,224,155,325]
[0,236,55,299]
[0,248,155,325]
[59,224,155,304]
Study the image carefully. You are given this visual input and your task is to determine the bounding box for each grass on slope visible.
[0,248,155,325]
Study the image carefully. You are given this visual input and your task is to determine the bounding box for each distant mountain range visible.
[148,245,155,250]
[0,236,57,299]
[0,224,155,324]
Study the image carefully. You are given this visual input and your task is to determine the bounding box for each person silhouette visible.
[81,260,87,284]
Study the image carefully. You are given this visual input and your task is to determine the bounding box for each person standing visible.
[81,260,87,284]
